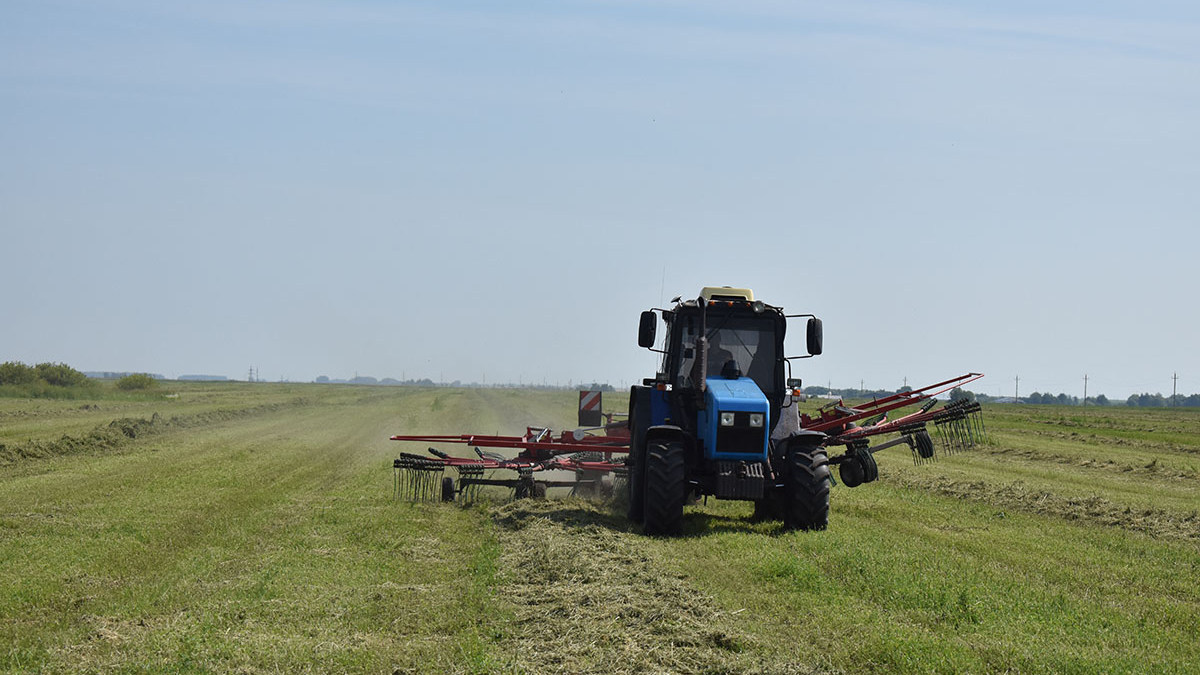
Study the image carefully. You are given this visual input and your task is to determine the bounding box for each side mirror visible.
[637,311,658,348]
[806,318,823,356]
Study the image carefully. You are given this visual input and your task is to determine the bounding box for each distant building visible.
[178,375,229,381]
[85,371,166,380]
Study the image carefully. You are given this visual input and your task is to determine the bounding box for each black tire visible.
[441,476,456,502]
[532,483,547,500]
[839,455,865,488]
[915,431,935,459]
[626,445,646,523]
[860,449,878,483]
[642,441,687,536]
[782,441,831,531]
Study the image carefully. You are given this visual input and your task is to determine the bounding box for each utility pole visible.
[1083,374,1088,406]
[1173,372,1179,406]
[1015,375,1020,403]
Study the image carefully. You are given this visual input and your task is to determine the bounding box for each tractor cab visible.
[638,287,821,436]
[664,292,787,422]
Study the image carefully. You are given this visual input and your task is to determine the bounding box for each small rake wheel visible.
[860,449,878,483]
[839,455,865,488]
[915,431,936,460]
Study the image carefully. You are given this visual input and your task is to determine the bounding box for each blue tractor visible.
[626,287,985,535]
[627,287,830,535]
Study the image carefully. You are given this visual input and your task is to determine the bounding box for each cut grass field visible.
[1,383,1197,673]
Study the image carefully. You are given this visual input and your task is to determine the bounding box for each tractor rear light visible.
[720,412,735,426]
[749,413,764,428]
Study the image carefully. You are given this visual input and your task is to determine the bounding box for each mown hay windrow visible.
[892,475,1200,541]
[488,499,827,675]
[982,444,1199,480]
[0,399,312,465]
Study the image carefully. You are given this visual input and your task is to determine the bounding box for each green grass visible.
[1,386,1197,672]
[0,384,515,672]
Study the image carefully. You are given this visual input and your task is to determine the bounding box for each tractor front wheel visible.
[642,440,687,536]
[626,445,646,523]
[782,441,831,531]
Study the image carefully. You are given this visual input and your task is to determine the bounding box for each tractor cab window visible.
[674,316,778,394]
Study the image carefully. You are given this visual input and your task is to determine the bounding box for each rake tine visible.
[969,403,986,443]
[457,464,483,504]
[904,432,920,466]
[936,417,954,456]
[952,415,968,453]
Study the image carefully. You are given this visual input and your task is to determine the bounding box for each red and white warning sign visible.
[578,390,603,426]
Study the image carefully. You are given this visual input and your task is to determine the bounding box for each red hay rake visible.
[391,425,630,502]
[803,373,987,467]
[392,375,985,502]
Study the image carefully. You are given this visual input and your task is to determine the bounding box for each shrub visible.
[34,362,90,387]
[116,373,158,391]
[0,361,38,385]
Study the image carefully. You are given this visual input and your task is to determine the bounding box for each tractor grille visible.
[715,461,765,499]
[715,412,766,456]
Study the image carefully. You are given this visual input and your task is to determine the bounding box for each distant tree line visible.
[807,383,1199,408]
[313,375,616,391]
[803,386,905,400]
[1124,392,1200,407]
[0,361,90,387]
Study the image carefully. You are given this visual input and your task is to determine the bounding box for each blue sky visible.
[2,0,1197,399]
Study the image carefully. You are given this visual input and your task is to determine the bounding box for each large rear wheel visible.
[782,439,831,531]
[642,440,687,536]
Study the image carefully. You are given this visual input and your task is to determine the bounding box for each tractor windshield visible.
[673,315,779,395]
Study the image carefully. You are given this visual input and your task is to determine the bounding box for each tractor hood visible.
[700,377,771,461]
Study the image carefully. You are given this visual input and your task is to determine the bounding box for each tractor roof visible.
[700,286,754,302]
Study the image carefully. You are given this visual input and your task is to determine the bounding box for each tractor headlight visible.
[749,413,765,428]
[720,412,735,427]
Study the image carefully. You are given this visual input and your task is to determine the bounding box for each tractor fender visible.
[645,425,687,448]
[771,429,826,453]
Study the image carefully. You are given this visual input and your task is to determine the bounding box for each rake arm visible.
[391,425,631,503]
